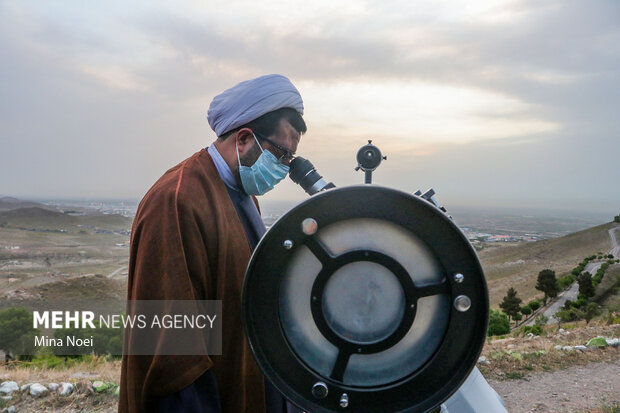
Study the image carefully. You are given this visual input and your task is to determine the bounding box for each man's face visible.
[241,119,301,167]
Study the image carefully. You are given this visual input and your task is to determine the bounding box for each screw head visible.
[301,218,318,235]
[312,382,328,399]
[340,393,349,408]
[454,295,471,312]
[283,240,293,249]
[454,273,464,283]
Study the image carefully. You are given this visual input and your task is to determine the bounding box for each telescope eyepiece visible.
[289,156,335,196]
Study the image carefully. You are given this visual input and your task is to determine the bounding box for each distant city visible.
[33,198,614,245]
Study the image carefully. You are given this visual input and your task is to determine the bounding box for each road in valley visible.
[530,225,619,325]
[609,226,620,258]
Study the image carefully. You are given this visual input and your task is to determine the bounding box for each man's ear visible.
[235,128,255,156]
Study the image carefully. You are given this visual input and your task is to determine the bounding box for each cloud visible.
[0,0,618,213]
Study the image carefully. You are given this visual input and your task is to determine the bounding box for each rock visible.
[574,345,588,351]
[58,382,74,396]
[554,345,562,350]
[0,381,19,394]
[558,328,566,334]
[8,406,17,413]
[92,380,108,392]
[586,337,608,348]
[29,383,49,397]
[47,383,59,392]
[1,395,12,400]
[70,372,99,380]
[606,338,619,348]
[526,332,534,338]
[20,383,32,392]
[478,356,490,365]
[561,346,574,351]
[77,379,94,395]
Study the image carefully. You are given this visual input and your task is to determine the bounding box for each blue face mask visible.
[237,134,290,196]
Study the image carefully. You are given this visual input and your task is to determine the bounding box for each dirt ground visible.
[490,359,619,412]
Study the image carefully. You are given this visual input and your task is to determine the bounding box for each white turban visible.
[207,74,304,137]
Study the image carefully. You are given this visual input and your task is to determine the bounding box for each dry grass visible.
[0,357,121,384]
[479,322,620,381]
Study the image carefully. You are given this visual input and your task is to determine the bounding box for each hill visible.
[481,222,618,307]
[0,206,132,233]
[0,196,51,211]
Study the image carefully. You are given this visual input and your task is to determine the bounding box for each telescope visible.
[243,142,506,412]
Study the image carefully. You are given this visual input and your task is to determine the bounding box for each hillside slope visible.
[480,222,618,306]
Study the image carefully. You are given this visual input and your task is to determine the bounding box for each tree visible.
[521,305,532,317]
[577,272,595,298]
[488,310,510,336]
[499,287,522,323]
[0,307,40,360]
[536,269,559,305]
[583,302,601,325]
[528,300,541,311]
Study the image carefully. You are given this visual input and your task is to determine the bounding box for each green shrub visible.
[488,310,510,336]
[0,307,40,359]
[528,300,541,311]
[521,305,532,316]
[521,325,543,336]
[573,297,588,308]
[558,274,575,290]
[534,314,548,326]
[555,308,582,323]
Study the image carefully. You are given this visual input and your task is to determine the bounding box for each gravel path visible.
[489,359,619,412]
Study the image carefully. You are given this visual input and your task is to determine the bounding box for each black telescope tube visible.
[289,157,335,196]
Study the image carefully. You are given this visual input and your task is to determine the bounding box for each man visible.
[119,74,306,413]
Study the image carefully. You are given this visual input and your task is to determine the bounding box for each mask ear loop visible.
[236,136,242,165]
[252,133,265,152]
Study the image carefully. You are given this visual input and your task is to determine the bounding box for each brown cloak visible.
[118,149,265,413]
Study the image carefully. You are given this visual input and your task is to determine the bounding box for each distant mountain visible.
[0,196,52,211]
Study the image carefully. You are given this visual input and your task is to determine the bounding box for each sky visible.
[1,0,619,215]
